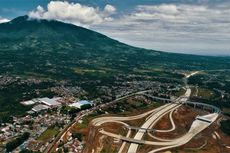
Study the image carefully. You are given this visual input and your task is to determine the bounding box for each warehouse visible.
[32,104,50,112]
[37,97,61,107]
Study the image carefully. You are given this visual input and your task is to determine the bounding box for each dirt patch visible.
[151,106,199,139]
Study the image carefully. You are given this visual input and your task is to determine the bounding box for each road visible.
[155,109,176,133]
[127,88,191,153]
[98,112,219,153]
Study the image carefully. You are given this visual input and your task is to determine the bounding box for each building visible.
[20,100,36,106]
[37,97,61,107]
[32,104,50,112]
[69,100,92,109]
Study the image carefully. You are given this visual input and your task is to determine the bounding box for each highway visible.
[94,89,221,153]
[92,96,220,153]
[92,104,170,126]
[98,112,219,153]
[148,113,219,153]
[92,72,221,153]
[127,88,191,153]
[91,87,191,153]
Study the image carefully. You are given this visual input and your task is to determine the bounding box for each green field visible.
[197,88,214,99]
[37,127,59,141]
[174,88,186,97]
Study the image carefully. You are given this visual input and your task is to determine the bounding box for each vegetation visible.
[174,88,186,97]
[100,147,117,153]
[20,149,41,153]
[188,70,230,109]
[6,132,30,152]
[37,126,59,141]
[60,106,80,115]
[197,88,214,99]
[220,120,230,136]
[76,117,90,129]
[81,104,92,110]
[72,132,82,141]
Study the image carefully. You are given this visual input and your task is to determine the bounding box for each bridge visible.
[142,94,174,103]
[185,101,221,114]
[124,125,155,132]
[141,94,221,114]
[196,116,212,123]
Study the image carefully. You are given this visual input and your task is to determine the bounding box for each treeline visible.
[6,132,30,152]
[220,120,230,136]
[60,104,92,118]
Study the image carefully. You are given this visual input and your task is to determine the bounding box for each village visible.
[0,96,93,153]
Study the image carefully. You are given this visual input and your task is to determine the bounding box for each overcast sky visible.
[0,0,230,56]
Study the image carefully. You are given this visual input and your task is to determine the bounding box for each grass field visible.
[197,88,214,99]
[174,88,186,97]
[37,127,59,141]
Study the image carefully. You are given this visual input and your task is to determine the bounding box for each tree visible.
[72,132,82,141]
[6,132,30,152]
[80,104,92,110]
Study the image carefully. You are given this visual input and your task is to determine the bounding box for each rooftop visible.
[32,104,50,112]
[38,97,61,106]
[78,100,92,105]
[69,100,92,109]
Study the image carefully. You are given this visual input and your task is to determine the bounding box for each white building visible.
[32,104,50,112]
[38,97,61,107]
[20,100,36,106]
[69,100,92,109]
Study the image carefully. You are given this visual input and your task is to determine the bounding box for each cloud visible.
[104,4,116,15]
[93,4,230,55]
[27,1,230,55]
[28,1,116,27]
[0,17,10,23]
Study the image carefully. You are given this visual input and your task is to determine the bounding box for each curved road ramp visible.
[90,87,221,153]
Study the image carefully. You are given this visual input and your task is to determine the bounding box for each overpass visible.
[185,101,221,114]
[196,116,212,123]
[99,113,220,146]
[142,94,174,103]
[93,89,221,153]
[141,94,221,114]
[124,125,155,132]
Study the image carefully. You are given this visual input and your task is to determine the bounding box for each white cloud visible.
[0,17,10,23]
[93,4,230,55]
[28,1,230,55]
[28,1,116,27]
[137,4,179,15]
[103,4,116,15]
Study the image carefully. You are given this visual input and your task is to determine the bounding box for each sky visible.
[0,0,230,56]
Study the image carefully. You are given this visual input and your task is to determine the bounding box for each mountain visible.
[0,16,230,122]
[0,15,229,79]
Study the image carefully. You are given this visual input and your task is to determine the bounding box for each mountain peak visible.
[0,15,126,52]
[10,15,29,23]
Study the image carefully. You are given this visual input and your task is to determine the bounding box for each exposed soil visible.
[82,104,230,153]
[151,106,199,139]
